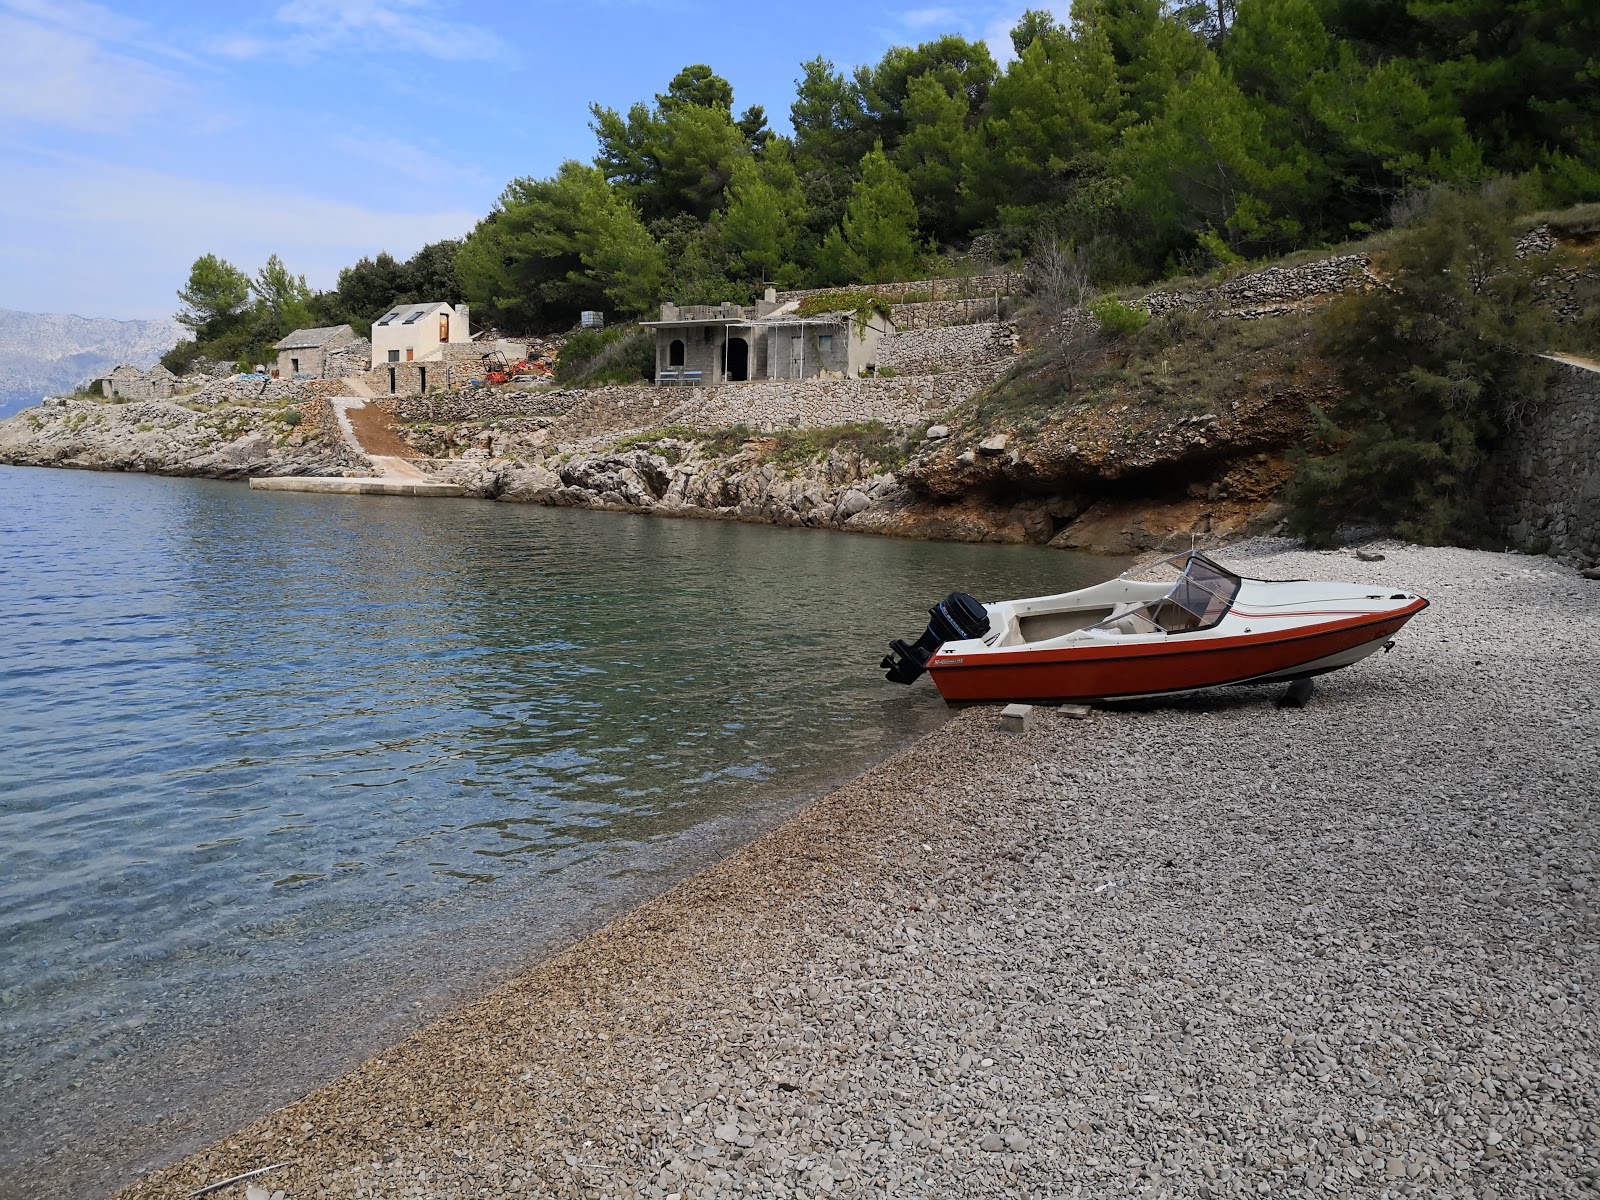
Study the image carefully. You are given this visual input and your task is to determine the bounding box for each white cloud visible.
[0,11,178,131]
[220,0,498,61]
[902,7,960,28]
[326,132,491,185]
[0,156,478,318]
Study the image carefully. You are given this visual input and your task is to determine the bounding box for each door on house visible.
[726,337,749,382]
[388,367,397,394]
[789,333,803,378]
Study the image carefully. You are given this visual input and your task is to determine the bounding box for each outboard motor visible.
[882,592,990,684]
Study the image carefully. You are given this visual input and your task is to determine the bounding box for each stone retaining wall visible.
[652,365,1010,432]
[1139,254,1381,319]
[876,322,1019,375]
[394,387,577,423]
[775,272,1025,306]
[181,376,306,406]
[1494,359,1600,565]
[889,298,1015,329]
[321,338,372,379]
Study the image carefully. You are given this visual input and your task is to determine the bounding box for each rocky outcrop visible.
[0,396,361,478]
[415,439,902,534]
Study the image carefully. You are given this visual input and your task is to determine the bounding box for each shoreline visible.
[112,539,1598,1199]
[0,457,1264,563]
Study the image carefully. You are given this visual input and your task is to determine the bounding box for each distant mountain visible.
[0,308,184,418]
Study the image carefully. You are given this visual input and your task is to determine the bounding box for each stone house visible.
[371,302,471,366]
[644,291,893,385]
[273,325,360,379]
[99,363,176,401]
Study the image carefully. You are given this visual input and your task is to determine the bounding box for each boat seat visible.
[1101,600,1149,636]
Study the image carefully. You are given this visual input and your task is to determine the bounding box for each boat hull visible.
[926,600,1428,704]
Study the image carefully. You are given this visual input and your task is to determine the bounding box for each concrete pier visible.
[249,476,466,497]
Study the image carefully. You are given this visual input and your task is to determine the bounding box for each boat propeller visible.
[882,592,990,684]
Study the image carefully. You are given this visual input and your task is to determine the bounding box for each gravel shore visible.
[118,541,1597,1200]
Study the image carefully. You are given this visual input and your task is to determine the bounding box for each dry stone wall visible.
[180,376,306,406]
[775,272,1025,306]
[394,387,578,423]
[890,298,1015,329]
[1494,359,1600,565]
[876,323,1019,375]
[1139,254,1380,320]
[321,338,371,379]
[652,365,1010,432]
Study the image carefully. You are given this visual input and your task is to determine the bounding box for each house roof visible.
[274,324,355,350]
[374,302,453,328]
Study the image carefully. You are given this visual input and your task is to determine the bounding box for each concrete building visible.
[273,325,360,379]
[644,291,893,385]
[371,302,470,365]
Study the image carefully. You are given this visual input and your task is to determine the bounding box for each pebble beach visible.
[115,540,1597,1200]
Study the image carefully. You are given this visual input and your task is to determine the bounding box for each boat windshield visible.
[1093,552,1242,635]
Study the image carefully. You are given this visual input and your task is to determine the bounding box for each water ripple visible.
[0,465,1123,1189]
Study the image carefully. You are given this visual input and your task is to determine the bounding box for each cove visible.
[0,465,1126,1196]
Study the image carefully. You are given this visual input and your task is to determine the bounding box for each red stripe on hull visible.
[927,600,1428,704]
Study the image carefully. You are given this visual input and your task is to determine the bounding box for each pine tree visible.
[815,144,925,285]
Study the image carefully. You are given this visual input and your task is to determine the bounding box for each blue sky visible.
[0,0,1045,321]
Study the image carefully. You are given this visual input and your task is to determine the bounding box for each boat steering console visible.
[882,592,990,684]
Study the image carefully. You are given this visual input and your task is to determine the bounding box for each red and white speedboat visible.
[882,551,1428,704]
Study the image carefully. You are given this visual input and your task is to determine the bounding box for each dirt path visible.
[345,401,422,459]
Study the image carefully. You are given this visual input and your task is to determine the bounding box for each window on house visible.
[817,334,833,352]
[290,357,300,374]
[402,309,426,324]
[377,311,399,326]
[668,339,685,366]
[388,349,400,363]
[405,348,414,362]
[439,313,449,342]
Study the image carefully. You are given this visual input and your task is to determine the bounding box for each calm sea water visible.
[0,465,1124,1195]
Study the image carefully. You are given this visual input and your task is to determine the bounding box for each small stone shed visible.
[372,302,471,365]
[98,363,176,401]
[274,325,359,379]
[644,292,893,385]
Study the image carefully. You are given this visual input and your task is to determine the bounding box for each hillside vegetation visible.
[163,0,1596,369]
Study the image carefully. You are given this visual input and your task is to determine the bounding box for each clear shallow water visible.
[0,465,1124,1193]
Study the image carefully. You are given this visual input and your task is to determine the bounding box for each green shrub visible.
[1285,187,1555,547]
[794,291,894,323]
[555,326,653,386]
[1089,295,1149,337]
[281,408,303,427]
[160,338,203,376]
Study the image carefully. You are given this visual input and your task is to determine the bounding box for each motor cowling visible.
[881,592,990,684]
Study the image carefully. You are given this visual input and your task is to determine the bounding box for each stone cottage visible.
[371,302,471,365]
[99,363,176,401]
[273,325,361,379]
[644,291,894,385]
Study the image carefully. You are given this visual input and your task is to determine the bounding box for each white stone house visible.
[371,302,470,365]
[273,325,359,379]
